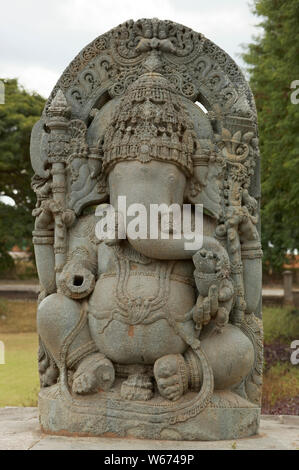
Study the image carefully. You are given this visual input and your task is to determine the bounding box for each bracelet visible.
[33,229,54,245]
[241,243,263,259]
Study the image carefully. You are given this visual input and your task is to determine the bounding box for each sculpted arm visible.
[240,217,262,315]
[227,190,262,315]
[57,215,98,299]
[33,199,56,299]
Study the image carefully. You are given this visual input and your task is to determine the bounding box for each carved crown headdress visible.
[102,71,197,177]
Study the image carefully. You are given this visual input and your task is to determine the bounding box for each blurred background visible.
[0,0,298,414]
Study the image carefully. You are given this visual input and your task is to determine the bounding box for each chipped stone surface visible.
[0,408,298,450]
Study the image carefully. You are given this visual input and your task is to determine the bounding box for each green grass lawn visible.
[0,298,39,406]
[0,298,36,334]
[0,332,39,407]
[263,305,299,343]
[263,362,299,406]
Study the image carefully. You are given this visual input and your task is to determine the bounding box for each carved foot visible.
[154,354,188,401]
[72,353,115,395]
[39,362,59,387]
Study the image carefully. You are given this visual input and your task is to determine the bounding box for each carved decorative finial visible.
[142,50,163,73]
[136,36,176,55]
[48,89,70,118]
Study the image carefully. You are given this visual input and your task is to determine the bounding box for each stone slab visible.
[0,407,298,450]
[38,385,260,441]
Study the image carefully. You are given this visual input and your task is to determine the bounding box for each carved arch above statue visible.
[44,19,256,120]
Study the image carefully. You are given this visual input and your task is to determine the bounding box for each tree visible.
[0,79,45,274]
[243,0,299,272]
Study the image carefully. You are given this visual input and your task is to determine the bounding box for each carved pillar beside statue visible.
[30,19,263,440]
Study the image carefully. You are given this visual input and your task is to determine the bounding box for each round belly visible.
[88,271,196,364]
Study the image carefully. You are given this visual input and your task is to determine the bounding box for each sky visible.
[0,0,260,98]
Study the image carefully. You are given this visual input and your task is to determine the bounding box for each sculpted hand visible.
[57,263,95,299]
[33,200,54,230]
[238,206,259,244]
[192,284,219,330]
[33,199,75,230]
[226,190,259,244]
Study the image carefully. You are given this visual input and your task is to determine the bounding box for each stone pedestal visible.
[39,385,259,441]
[1,407,299,450]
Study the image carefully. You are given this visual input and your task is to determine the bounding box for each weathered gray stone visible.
[30,19,263,440]
[0,408,298,450]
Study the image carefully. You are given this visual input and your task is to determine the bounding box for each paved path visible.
[0,407,298,450]
[0,283,39,300]
[262,288,284,296]
[0,284,39,293]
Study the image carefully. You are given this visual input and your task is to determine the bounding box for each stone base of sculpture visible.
[39,385,259,440]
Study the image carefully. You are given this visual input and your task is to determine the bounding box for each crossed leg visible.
[37,293,115,394]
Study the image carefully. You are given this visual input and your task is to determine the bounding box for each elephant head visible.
[88,71,225,260]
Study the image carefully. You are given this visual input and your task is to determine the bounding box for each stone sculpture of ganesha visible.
[31,19,263,440]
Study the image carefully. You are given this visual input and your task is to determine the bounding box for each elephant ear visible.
[192,183,222,220]
[66,118,109,216]
[185,152,225,221]
[66,99,119,216]
[30,118,51,180]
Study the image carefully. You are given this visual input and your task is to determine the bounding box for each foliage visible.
[0,79,45,275]
[0,297,8,318]
[262,362,299,407]
[262,305,299,343]
[243,0,299,271]
[12,259,37,280]
[0,298,36,334]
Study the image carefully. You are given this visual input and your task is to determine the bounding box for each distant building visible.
[284,255,299,284]
[8,245,31,260]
